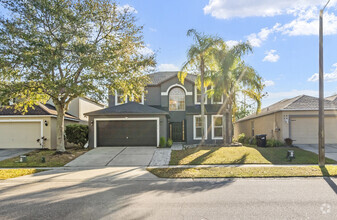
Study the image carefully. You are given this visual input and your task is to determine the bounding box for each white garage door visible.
[290,117,337,144]
[0,121,42,148]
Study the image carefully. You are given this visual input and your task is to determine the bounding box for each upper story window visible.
[195,86,207,104]
[169,87,185,111]
[131,93,144,104]
[211,87,223,104]
[115,90,145,106]
[115,90,127,106]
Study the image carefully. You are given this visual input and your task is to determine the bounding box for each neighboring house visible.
[0,97,104,149]
[86,71,228,147]
[234,95,337,145]
[0,103,79,149]
[47,97,105,123]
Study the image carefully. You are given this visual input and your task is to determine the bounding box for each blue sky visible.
[123,0,337,107]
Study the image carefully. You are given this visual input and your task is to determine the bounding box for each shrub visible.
[237,133,246,144]
[65,124,88,148]
[159,137,166,148]
[250,137,257,146]
[167,138,173,147]
[284,138,293,146]
[266,139,284,147]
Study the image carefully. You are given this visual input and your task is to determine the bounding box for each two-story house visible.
[86,71,227,147]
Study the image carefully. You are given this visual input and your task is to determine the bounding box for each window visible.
[251,121,255,136]
[169,87,185,111]
[193,115,207,140]
[212,115,223,139]
[115,90,127,105]
[131,93,144,104]
[195,86,207,104]
[211,87,223,104]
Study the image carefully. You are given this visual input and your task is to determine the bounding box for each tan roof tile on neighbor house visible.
[237,94,337,122]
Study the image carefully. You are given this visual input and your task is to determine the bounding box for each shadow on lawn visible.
[319,166,337,194]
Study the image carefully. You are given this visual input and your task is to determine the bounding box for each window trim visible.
[169,87,185,111]
[211,86,224,104]
[212,115,223,140]
[131,93,145,105]
[193,115,208,140]
[194,86,208,105]
[115,90,127,106]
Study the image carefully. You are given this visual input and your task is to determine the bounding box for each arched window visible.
[169,87,185,111]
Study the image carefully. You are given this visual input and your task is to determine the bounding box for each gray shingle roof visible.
[326,94,337,102]
[85,102,169,116]
[147,71,197,86]
[0,103,79,120]
[237,95,337,122]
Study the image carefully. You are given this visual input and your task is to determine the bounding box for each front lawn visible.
[0,169,45,179]
[170,146,337,165]
[0,147,89,167]
[148,165,337,178]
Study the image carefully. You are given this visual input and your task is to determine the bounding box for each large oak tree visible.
[0,0,155,152]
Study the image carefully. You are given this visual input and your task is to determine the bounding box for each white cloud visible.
[117,4,138,14]
[203,0,336,19]
[246,24,280,47]
[264,80,275,87]
[138,44,154,56]
[263,50,280,62]
[225,40,240,48]
[157,64,180,72]
[308,63,337,82]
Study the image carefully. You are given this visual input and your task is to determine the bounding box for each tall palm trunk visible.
[200,56,205,145]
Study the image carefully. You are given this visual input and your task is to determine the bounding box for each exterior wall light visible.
[44,120,48,126]
[90,121,94,126]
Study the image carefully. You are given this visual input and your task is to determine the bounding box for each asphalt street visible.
[0,167,337,220]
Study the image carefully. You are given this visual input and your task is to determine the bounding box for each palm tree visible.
[179,29,220,144]
[210,41,264,144]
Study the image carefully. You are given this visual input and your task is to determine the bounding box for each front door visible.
[170,121,185,142]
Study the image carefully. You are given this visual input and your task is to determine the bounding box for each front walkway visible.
[297,144,337,161]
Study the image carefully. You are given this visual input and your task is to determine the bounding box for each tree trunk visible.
[200,57,205,145]
[55,104,66,152]
[225,111,230,144]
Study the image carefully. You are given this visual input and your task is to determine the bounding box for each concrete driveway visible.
[0,149,33,162]
[66,147,156,167]
[297,144,337,161]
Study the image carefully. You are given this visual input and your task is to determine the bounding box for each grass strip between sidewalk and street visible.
[0,169,45,180]
[148,165,337,178]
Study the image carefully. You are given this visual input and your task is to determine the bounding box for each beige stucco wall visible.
[234,110,337,144]
[78,98,104,122]
[50,117,79,149]
[234,112,283,141]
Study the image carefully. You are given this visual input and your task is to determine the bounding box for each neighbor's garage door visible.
[290,117,337,144]
[0,121,41,148]
[96,120,157,146]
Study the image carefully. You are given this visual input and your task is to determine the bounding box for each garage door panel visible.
[97,120,157,146]
[0,122,41,148]
[291,117,337,144]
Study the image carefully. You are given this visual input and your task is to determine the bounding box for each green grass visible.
[0,147,89,167]
[170,146,337,165]
[0,169,45,180]
[148,165,337,178]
